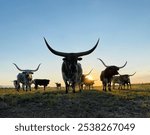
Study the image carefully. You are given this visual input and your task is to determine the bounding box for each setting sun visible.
[86,75,94,81]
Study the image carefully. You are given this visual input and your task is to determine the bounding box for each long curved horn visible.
[84,69,93,76]
[13,63,41,72]
[97,58,108,67]
[13,63,24,71]
[44,37,99,57]
[118,61,127,69]
[129,72,136,76]
[30,64,41,72]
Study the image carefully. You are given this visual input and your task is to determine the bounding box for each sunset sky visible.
[0,0,150,87]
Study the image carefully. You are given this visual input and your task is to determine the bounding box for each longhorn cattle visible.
[44,38,99,93]
[98,58,127,91]
[84,79,95,90]
[13,63,41,91]
[55,83,61,89]
[112,72,136,89]
[33,79,50,90]
[80,69,93,90]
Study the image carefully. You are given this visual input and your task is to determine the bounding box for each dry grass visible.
[0,84,150,118]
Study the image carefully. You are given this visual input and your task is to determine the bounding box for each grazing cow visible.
[55,83,61,89]
[98,58,127,91]
[44,38,99,93]
[112,72,136,89]
[13,63,41,91]
[33,79,50,90]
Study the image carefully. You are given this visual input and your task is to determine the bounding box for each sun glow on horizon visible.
[86,75,94,81]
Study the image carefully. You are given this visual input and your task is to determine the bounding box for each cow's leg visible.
[72,82,75,93]
[108,82,111,91]
[65,82,69,94]
[80,84,83,91]
[26,85,28,92]
[16,82,20,92]
[113,83,115,89]
[103,82,106,91]
[36,85,38,90]
[129,83,131,89]
[103,85,105,91]
[118,84,121,89]
[123,83,125,90]
[22,84,25,91]
[44,85,46,91]
[102,84,104,91]
[79,83,82,92]
[29,85,31,91]
[35,84,38,90]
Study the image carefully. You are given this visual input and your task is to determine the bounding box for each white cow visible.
[13,63,41,91]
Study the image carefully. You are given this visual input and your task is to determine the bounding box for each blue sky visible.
[0,0,150,86]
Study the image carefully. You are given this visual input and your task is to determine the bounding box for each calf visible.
[55,83,61,89]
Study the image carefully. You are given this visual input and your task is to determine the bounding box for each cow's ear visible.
[62,58,67,61]
[78,57,82,61]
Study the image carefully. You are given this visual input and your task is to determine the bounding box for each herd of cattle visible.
[13,38,136,93]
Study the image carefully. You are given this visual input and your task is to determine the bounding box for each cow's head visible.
[98,58,127,77]
[22,71,33,81]
[44,38,99,75]
[62,55,82,76]
[13,63,41,81]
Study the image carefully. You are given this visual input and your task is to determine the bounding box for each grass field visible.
[0,84,150,118]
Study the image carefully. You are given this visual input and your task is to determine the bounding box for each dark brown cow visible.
[34,79,50,90]
[98,58,127,91]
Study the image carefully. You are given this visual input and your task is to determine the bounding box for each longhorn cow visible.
[112,72,136,89]
[80,69,93,90]
[83,79,95,90]
[98,58,127,91]
[44,38,99,93]
[13,63,41,91]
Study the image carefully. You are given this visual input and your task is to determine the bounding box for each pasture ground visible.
[0,84,150,118]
